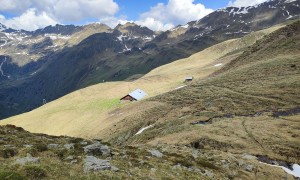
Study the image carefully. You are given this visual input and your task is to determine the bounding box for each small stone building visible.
[185,76,193,82]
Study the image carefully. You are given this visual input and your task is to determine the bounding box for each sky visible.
[0,0,269,31]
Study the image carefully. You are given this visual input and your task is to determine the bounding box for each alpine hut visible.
[185,76,193,82]
[120,89,147,102]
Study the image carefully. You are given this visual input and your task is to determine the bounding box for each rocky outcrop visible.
[16,154,39,165]
[84,141,111,156]
[148,149,163,158]
[84,156,118,172]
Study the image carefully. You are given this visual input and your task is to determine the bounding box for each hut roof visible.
[128,89,147,101]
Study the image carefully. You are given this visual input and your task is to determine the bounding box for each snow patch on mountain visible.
[0,57,10,79]
[44,34,71,40]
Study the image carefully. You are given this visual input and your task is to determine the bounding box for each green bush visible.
[54,149,68,160]
[35,143,48,152]
[24,166,46,179]
[195,159,219,170]
[0,148,18,158]
[25,147,38,157]
[69,138,84,144]
[0,171,25,180]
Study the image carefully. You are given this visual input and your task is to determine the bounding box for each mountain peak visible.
[113,22,155,37]
[114,22,140,31]
[83,23,111,31]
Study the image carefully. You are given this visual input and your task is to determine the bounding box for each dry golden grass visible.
[144,114,300,163]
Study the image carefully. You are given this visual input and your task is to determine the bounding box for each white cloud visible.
[100,16,130,28]
[137,0,213,31]
[51,0,119,22]
[0,0,213,32]
[0,9,57,31]
[228,0,269,7]
[0,0,119,30]
[135,17,175,31]
[0,0,32,14]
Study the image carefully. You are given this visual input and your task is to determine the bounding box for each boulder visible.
[23,144,33,148]
[16,154,39,165]
[80,141,88,145]
[243,164,254,172]
[84,156,112,172]
[148,149,163,158]
[48,144,59,149]
[84,142,111,156]
[203,170,214,178]
[242,154,257,160]
[64,143,74,150]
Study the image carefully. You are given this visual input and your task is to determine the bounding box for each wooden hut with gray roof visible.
[120,89,147,101]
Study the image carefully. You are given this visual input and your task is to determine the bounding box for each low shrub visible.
[24,166,47,179]
[0,148,18,158]
[0,171,25,180]
[35,143,48,152]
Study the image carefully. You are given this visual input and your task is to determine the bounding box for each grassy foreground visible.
[0,125,296,179]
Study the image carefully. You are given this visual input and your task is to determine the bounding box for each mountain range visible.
[0,0,300,179]
[0,0,300,119]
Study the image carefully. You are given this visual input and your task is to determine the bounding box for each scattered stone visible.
[128,162,133,167]
[4,145,15,148]
[70,160,78,164]
[242,154,257,160]
[84,156,114,172]
[238,160,245,167]
[84,141,111,156]
[23,144,33,148]
[148,149,163,158]
[243,164,254,172]
[172,164,182,170]
[203,170,214,178]
[16,154,39,165]
[138,160,145,165]
[151,168,157,172]
[112,152,120,156]
[48,144,59,149]
[66,155,74,161]
[192,149,199,159]
[80,141,88,145]
[220,160,227,164]
[64,143,75,150]
[111,166,119,172]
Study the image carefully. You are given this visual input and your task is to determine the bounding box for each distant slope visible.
[0,24,283,137]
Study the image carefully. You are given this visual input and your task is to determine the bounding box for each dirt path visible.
[241,119,266,151]
[211,85,288,105]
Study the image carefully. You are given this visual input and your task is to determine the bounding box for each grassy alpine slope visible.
[0,24,283,138]
[108,21,300,164]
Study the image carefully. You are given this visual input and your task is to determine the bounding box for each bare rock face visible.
[84,156,118,172]
[148,149,163,158]
[47,144,60,149]
[84,141,111,156]
[16,153,39,165]
[64,143,75,150]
